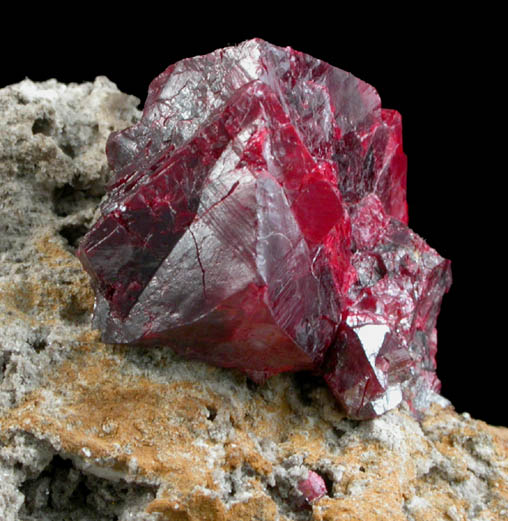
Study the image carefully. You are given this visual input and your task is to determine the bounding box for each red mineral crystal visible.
[298,471,327,503]
[322,194,451,418]
[77,38,451,419]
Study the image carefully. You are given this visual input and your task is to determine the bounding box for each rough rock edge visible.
[0,78,507,521]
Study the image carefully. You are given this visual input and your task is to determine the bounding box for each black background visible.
[2,10,504,426]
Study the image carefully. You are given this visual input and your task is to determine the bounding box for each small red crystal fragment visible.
[298,471,327,503]
[77,39,450,419]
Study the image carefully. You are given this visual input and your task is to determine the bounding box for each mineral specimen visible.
[77,38,451,419]
[298,471,327,504]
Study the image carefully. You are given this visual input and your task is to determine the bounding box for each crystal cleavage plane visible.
[77,39,452,420]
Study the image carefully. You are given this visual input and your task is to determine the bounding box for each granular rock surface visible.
[0,78,507,521]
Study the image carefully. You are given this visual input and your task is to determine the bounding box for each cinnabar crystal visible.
[298,471,327,503]
[77,39,451,419]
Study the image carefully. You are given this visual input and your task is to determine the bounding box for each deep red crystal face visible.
[77,39,451,419]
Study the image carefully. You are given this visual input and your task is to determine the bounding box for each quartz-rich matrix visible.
[77,38,451,419]
[1,77,506,521]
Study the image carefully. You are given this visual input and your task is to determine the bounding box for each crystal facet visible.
[77,38,451,419]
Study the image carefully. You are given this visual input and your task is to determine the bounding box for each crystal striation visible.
[77,38,451,419]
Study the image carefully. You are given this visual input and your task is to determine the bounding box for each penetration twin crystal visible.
[77,39,452,420]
